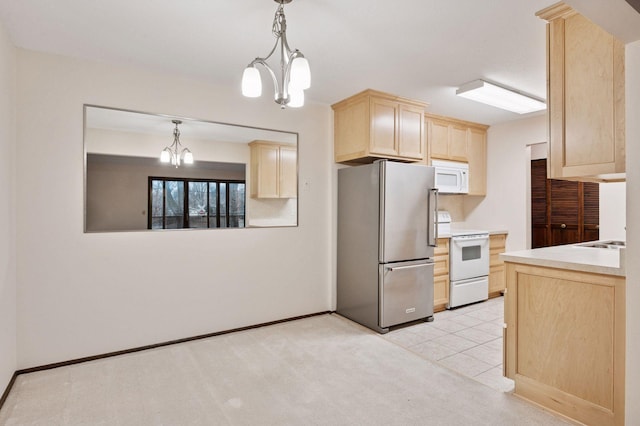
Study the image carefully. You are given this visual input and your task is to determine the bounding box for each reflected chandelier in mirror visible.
[84,105,298,232]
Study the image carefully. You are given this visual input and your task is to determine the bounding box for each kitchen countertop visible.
[500,244,626,277]
[438,229,508,239]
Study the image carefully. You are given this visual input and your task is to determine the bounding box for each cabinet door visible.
[434,274,449,311]
[370,97,398,157]
[489,265,506,295]
[252,144,280,198]
[433,238,450,311]
[548,14,625,179]
[467,128,486,196]
[279,146,297,198]
[449,125,468,162]
[397,104,424,160]
[489,234,506,295]
[428,119,450,160]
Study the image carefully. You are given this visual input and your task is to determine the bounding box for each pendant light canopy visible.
[241,0,311,108]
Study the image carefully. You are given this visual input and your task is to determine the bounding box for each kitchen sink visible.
[576,240,626,249]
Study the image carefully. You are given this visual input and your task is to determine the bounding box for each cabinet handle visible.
[561,223,566,229]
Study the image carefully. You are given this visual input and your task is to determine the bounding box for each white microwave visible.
[432,160,469,194]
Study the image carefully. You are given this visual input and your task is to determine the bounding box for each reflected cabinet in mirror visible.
[84,105,298,232]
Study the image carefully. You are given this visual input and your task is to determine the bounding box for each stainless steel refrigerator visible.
[337,160,438,333]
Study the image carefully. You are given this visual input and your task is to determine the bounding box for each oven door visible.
[449,234,490,281]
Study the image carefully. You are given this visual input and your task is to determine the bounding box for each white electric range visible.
[437,212,490,308]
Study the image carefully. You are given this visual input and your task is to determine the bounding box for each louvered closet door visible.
[582,182,600,242]
[531,159,549,248]
[550,179,581,246]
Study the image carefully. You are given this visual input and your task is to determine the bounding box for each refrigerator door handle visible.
[428,188,439,247]
[385,263,432,272]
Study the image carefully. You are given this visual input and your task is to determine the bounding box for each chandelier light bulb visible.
[242,66,262,97]
[160,149,171,163]
[287,83,304,108]
[183,150,194,164]
[289,56,310,90]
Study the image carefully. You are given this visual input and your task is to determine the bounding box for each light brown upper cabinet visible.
[332,89,427,163]
[249,141,297,199]
[428,117,468,162]
[537,3,625,182]
[425,113,488,196]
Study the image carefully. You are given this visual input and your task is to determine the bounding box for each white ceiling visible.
[2,0,635,126]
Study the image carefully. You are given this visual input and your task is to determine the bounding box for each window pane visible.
[228,183,245,228]
[150,180,164,229]
[209,183,218,228]
[188,181,208,228]
[220,183,227,228]
[165,180,184,229]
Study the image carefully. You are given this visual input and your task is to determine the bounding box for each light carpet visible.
[0,314,570,425]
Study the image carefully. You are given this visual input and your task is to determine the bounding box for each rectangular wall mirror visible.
[84,105,298,232]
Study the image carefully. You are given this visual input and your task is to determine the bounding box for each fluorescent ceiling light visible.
[456,80,546,114]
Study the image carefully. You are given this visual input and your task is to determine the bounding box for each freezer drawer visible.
[379,259,434,328]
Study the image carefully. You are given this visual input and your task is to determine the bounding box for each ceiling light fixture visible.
[160,120,193,168]
[456,80,546,114]
[241,0,310,108]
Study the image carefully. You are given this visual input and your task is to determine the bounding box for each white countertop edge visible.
[501,246,625,277]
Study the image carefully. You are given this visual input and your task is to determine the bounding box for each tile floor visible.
[383,295,515,393]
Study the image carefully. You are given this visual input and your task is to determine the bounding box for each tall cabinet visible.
[537,3,625,182]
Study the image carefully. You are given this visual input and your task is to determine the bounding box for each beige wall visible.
[15,49,332,368]
[464,114,547,251]
[599,182,626,241]
[0,19,16,393]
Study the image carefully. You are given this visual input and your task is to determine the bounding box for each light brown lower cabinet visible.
[488,233,506,297]
[504,262,625,426]
[433,238,449,312]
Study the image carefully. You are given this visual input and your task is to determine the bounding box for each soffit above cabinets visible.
[565,0,640,42]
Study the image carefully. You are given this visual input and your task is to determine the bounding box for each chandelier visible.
[160,120,193,167]
[241,0,311,108]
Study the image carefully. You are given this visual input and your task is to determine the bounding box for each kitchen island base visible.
[504,262,625,426]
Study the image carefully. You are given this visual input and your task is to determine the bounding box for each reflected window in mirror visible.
[149,177,246,229]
